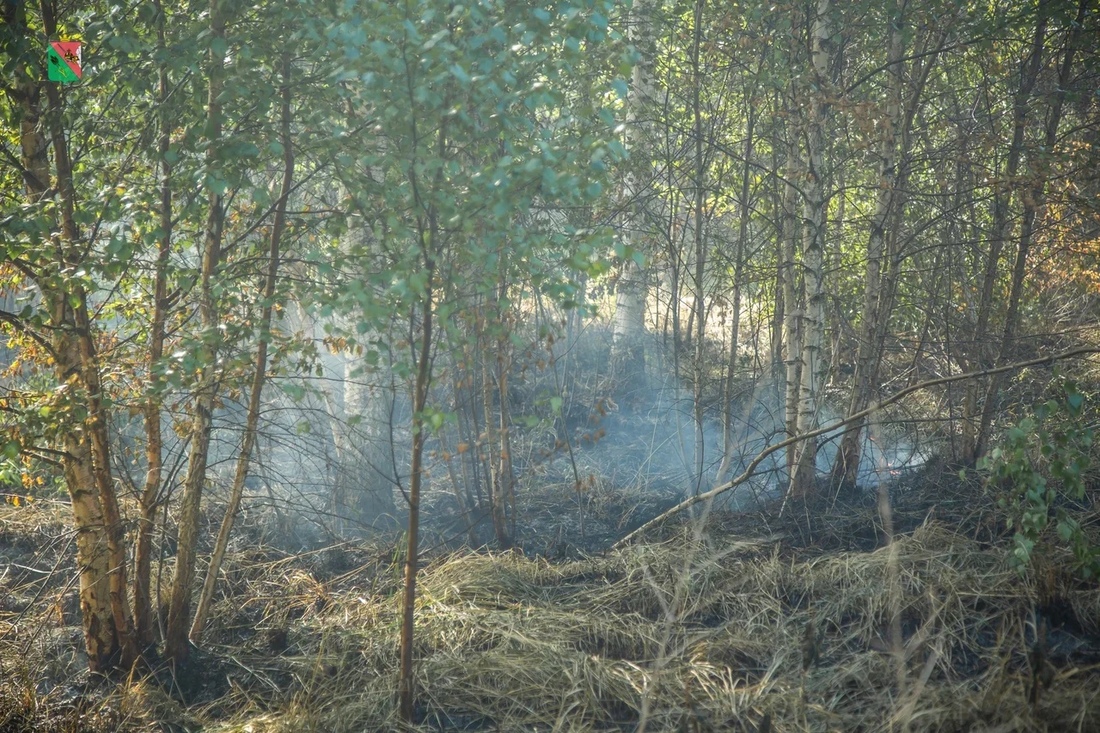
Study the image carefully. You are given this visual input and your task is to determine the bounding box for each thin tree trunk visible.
[780,154,803,476]
[398,293,432,722]
[397,196,438,727]
[165,0,226,663]
[480,324,511,547]
[691,0,707,495]
[668,246,682,379]
[613,262,648,380]
[716,101,754,486]
[442,328,478,545]
[977,0,1084,450]
[7,0,137,670]
[769,126,787,383]
[190,56,294,643]
[611,0,654,382]
[440,428,477,546]
[134,0,172,650]
[495,319,518,543]
[831,4,906,490]
[960,8,1047,463]
[789,0,831,500]
[451,338,484,521]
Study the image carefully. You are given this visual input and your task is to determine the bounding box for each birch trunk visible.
[716,102,754,487]
[690,0,707,495]
[134,0,172,649]
[788,0,831,500]
[780,156,803,476]
[7,0,137,670]
[832,5,906,490]
[165,0,226,662]
[611,0,655,382]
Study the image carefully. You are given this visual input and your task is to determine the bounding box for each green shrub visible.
[979,380,1099,578]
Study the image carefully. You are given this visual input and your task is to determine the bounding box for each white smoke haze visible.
[176,323,932,554]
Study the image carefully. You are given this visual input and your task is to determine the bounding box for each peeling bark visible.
[5,0,137,671]
[788,0,831,500]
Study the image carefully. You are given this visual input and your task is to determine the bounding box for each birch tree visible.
[611,0,656,381]
[308,0,626,718]
[831,2,946,490]
[163,0,227,663]
[788,0,832,499]
[959,4,1048,464]
[2,0,139,670]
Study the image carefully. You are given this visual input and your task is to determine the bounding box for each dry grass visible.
[3,496,1100,732]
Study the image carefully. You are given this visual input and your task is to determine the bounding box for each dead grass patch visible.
[3,496,1099,731]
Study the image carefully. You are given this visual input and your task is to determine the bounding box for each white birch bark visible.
[789,0,831,499]
[611,0,655,380]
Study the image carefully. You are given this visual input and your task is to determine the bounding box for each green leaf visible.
[206,175,228,195]
[2,440,20,461]
[429,410,445,431]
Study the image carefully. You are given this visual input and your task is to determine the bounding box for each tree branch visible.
[614,346,1100,547]
[0,307,57,358]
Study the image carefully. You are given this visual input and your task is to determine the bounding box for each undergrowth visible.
[3,469,1099,732]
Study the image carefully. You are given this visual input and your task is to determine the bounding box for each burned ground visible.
[3,463,1099,732]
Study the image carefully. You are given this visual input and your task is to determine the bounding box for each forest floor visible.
[2,464,1099,732]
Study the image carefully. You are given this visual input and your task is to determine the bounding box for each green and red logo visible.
[47,41,81,83]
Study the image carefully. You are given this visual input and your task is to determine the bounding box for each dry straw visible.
[3,498,1099,731]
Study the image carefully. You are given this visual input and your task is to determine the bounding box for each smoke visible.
[539,329,931,513]
[186,322,932,551]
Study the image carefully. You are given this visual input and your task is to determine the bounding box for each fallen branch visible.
[614,346,1100,547]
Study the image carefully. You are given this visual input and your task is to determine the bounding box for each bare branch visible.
[615,346,1100,547]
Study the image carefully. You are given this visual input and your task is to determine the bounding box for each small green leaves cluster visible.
[980,381,1098,578]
